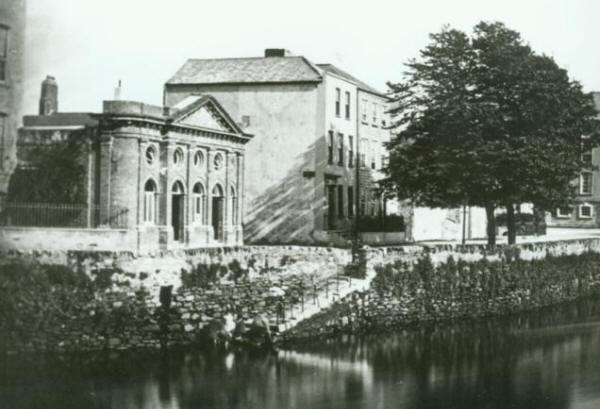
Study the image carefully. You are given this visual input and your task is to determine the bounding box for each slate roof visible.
[316,63,386,97]
[166,56,323,85]
[22,113,98,128]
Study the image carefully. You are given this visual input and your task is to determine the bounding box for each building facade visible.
[164,49,394,244]
[547,93,600,229]
[5,80,251,252]
[0,0,26,202]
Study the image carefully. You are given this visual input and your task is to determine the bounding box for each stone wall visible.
[282,240,600,342]
[0,245,350,353]
[0,227,136,252]
[4,239,600,353]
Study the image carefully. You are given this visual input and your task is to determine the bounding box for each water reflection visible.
[2,297,600,409]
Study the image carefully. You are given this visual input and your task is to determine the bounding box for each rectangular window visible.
[370,143,377,169]
[0,26,7,82]
[360,138,366,168]
[193,194,205,223]
[348,135,354,167]
[328,131,334,164]
[348,186,354,217]
[345,91,351,119]
[335,88,341,116]
[556,206,572,218]
[372,103,377,124]
[328,185,336,227]
[144,192,156,224]
[337,185,344,218]
[579,204,593,219]
[337,133,344,166]
[362,99,368,121]
[580,172,592,195]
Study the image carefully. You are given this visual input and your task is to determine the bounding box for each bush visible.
[372,252,600,316]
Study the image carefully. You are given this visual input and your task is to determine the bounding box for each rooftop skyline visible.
[23,0,600,115]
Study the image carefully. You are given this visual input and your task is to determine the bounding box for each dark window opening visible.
[328,131,334,164]
[337,185,344,218]
[337,133,344,166]
[348,135,354,167]
[348,186,354,217]
[345,91,350,119]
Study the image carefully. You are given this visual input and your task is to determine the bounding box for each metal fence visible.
[0,202,129,229]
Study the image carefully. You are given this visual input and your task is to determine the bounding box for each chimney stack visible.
[113,80,122,100]
[39,75,58,116]
[264,48,293,57]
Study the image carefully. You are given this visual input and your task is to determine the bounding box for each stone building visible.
[3,79,252,252]
[547,92,600,229]
[164,49,396,245]
[0,0,26,202]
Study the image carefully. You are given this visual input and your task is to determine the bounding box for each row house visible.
[548,93,600,228]
[164,49,394,244]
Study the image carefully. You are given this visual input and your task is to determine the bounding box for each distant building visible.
[547,92,600,229]
[164,49,397,245]
[0,0,26,202]
[2,78,252,252]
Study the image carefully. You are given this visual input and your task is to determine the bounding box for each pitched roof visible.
[166,56,322,85]
[316,63,386,97]
[22,112,98,128]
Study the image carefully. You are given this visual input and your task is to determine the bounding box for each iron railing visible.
[0,202,129,229]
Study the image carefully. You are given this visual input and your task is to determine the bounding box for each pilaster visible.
[98,137,113,226]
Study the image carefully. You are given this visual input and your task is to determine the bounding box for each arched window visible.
[229,185,237,225]
[143,179,157,224]
[192,182,205,224]
[212,184,223,197]
[172,181,185,194]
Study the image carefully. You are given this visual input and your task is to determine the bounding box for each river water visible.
[2,296,600,409]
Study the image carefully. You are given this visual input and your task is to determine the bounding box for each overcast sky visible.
[23,0,600,115]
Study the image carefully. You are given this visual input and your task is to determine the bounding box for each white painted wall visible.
[412,206,487,242]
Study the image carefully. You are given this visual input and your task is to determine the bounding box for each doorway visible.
[171,181,185,242]
[212,184,224,241]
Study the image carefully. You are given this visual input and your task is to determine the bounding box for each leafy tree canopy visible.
[384,21,600,214]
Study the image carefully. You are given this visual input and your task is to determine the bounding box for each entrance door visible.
[171,182,185,242]
[212,197,223,241]
[211,184,224,242]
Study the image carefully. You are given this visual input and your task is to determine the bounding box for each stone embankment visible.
[281,239,600,342]
[0,246,351,353]
[3,239,600,353]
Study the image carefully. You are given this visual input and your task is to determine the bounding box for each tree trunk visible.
[506,203,516,245]
[485,204,496,248]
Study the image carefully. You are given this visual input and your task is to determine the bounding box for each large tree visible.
[385,21,600,246]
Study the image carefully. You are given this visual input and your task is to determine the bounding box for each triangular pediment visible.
[170,95,242,134]
[179,106,229,131]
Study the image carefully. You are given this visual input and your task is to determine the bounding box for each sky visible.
[22,0,600,115]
